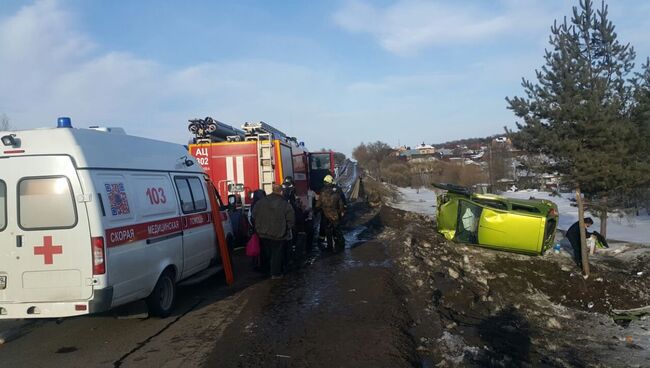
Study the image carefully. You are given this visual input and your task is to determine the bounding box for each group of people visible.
[250,174,346,279]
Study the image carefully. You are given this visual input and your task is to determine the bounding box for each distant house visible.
[391,145,410,157]
[397,143,436,162]
[415,143,435,155]
[470,151,485,160]
[436,148,454,158]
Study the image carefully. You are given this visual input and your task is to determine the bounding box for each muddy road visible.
[204,205,419,367]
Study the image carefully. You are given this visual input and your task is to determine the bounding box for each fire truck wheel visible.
[146,269,176,318]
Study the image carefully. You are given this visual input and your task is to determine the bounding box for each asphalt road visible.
[0,251,262,368]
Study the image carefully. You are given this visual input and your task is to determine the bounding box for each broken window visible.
[455,200,482,244]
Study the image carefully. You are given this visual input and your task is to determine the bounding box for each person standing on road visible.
[252,184,295,279]
[316,175,346,253]
[248,189,267,272]
[282,176,307,270]
[317,173,347,246]
[565,217,594,268]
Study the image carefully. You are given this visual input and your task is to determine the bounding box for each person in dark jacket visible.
[317,174,347,246]
[282,176,307,270]
[316,175,346,252]
[252,184,295,278]
[565,217,594,268]
[248,189,267,271]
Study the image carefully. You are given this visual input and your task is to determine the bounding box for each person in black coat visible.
[252,184,295,279]
[565,217,594,268]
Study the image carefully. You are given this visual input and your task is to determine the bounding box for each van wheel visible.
[146,270,176,318]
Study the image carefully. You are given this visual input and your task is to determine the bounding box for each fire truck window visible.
[187,177,207,211]
[0,180,6,231]
[311,154,331,170]
[281,145,294,180]
[174,178,195,213]
[18,177,77,230]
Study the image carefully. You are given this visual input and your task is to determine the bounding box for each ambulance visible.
[0,118,232,319]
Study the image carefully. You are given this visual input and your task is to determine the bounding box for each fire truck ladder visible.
[257,132,275,194]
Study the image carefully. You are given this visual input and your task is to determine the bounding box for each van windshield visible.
[0,180,5,231]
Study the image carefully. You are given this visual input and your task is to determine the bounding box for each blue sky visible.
[1,0,649,155]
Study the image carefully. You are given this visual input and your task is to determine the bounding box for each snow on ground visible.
[502,190,650,245]
[389,187,437,219]
[392,187,649,245]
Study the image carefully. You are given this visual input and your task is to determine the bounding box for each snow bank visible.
[389,187,437,219]
[501,190,650,245]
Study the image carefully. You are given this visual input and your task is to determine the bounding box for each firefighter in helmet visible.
[316,174,346,252]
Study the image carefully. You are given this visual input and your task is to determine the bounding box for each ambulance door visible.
[174,176,215,278]
[0,156,93,306]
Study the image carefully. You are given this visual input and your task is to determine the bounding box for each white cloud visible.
[9,0,643,156]
[333,0,564,55]
[0,0,345,151]
[0,0,536,154]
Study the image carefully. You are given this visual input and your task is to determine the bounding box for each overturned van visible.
[433,183,559,255]
[0,118,232,319]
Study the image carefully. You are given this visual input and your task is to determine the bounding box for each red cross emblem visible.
[34,236,63,265]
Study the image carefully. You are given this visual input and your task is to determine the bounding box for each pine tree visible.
[631,59,650,180]
[506,0,643,276]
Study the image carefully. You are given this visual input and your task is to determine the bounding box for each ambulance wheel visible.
[147,269,176,318]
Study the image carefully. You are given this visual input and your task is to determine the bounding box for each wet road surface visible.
[203,238,418,367]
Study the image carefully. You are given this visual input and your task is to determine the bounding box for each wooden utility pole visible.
[576,188,590,277]
[488,144,494,192]
[600,196,608,239]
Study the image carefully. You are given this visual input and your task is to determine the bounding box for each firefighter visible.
[317,173,347,247]
[316,175,346,252]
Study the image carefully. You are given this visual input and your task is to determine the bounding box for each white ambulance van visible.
[0,118,232,319]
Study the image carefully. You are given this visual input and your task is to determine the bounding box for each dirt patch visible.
[377,205,650,367]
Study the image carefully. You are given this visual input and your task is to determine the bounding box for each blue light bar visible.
[57,117,72,128]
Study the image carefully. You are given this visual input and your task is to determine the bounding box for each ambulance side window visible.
[174,177,207,214]
[174,178,195,213]
[187,178,207,211]
[0,180,6,231]
[18,177,77,230]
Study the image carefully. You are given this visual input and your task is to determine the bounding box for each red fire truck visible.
[187,117,335,210]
